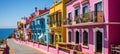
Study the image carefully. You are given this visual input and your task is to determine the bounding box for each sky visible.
[0,0,53,28]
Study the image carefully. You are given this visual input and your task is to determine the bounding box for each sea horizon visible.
[0,28,14,40]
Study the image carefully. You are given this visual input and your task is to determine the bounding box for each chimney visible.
[35,7,37,12]
[44,8,47,10]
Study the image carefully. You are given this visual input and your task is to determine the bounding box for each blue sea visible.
[0,28,14,40]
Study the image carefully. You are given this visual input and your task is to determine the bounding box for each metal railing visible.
[64,18,72,25]
[111,44,120,54]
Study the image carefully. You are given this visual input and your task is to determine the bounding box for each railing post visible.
[38,43,39,48]
[33,42,34,47]
[47,44,49,52]
[56,46,59,54]
[70,50,74,54]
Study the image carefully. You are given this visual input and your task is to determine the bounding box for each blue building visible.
[30,8,50,44]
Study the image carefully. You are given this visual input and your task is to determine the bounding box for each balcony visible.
[56,21,61,27]
[81,12,93,23]
[64,18,72,25]
[74,15,82,24]
[64,11,104,27]
[73,12,94,24]
[50,22,53,27]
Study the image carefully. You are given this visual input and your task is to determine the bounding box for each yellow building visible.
[48,0,68,45]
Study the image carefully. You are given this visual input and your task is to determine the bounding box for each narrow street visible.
[7,39,46,54]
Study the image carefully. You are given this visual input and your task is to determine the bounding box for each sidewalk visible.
[7,39,46,54]
[9,47,15,54]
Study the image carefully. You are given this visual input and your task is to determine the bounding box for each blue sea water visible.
[0,28,14,40]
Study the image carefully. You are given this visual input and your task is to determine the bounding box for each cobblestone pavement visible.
[7,39,46,54]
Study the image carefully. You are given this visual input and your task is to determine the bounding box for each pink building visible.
[65,0,120,54]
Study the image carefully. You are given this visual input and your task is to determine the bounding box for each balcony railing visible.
[57,42,82,51]
[82,13,88,22]
[56,20,61,27]
[64,18,72,25]
[111,44,120,54]
[73,12,94,24]
[16,39,88,54]
[64,11,103,26]
[74,15,82,24]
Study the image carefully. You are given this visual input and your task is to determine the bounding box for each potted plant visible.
[67,18,72,25]
[82,17,88,23]
[64,19,67,25]
[74,17,80,24]
[89,18,93,22]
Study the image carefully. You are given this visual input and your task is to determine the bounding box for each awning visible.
[38,33,43,39]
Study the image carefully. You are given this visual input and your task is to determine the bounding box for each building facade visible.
[48,0,69,45]
[65,0,120,54]
[30,8,50,44]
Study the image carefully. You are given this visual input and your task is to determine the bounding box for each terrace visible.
[64,11,103,26]
[14,39,88,54]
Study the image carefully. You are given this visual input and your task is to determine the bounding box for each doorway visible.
[50,34,54,44]
[95,30,103,53]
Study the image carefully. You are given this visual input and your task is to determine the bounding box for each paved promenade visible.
[7,39,46,54]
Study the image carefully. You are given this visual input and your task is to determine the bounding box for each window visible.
[50,16,53,27]
[37,20,40,25]
[96,2,102,11]
[32,21,34,25]
[59,35,62,42]
[55,35,58,42]
[58,13,62,26]
[35,21,37,25]
[47,18,50,23]
[83,6,88,14]
[41,19,45,28]
[82,29,88,46]
[68,31,72,42]
[75,30,80,44]
[56,13,58,22]
[74,7,80,16]
[68,12,72,19]
[44,35,46,41]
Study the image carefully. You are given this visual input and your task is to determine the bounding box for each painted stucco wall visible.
[40,12,50,44]
[66,25,108,54]
[109,0,120,22]
[30,12,50,44]
[66,0,108,22]
[109,24,120,54]
[65,0,110,54]
[49,0,67,42]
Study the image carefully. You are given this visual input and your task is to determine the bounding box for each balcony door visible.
[50,34,54,44]
[95,2,102,22]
